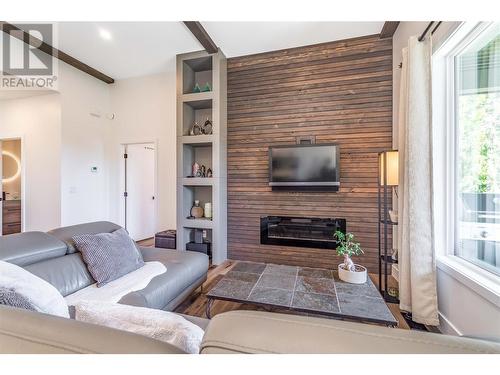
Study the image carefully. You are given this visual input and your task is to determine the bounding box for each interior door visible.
[124,143,156,241]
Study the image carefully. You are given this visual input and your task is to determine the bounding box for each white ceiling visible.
[54,21,384,80]
[57,22,201,80]
[203,22,384,58]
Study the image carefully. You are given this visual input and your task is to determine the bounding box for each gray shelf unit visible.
[176,50,227,265]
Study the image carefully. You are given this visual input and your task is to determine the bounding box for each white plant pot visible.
[338,264,367,284]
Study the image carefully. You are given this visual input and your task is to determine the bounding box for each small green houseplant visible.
[334,230,367,284]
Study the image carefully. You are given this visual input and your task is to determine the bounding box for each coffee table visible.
[206,262,398,327]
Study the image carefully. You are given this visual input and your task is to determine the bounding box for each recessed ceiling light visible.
[98,28,112,41]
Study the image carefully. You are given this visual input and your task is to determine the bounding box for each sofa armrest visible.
[0,306,184,354]
[200,311,500,354]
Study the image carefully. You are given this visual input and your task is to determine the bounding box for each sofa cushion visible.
[25,253,95,297]
[118,248,208,310]
[0,232,68,266]
[48,221,123,254]
[73,228,144,287]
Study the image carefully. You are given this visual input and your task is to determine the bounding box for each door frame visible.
[118,139,159,239]
[0,136,26,235]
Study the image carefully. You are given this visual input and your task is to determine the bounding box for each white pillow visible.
[0,260,69,318]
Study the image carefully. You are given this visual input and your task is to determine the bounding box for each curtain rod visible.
[398,21,443,68]
[418,21,443,42]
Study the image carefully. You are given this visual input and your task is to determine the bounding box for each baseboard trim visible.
[438,311,462,336]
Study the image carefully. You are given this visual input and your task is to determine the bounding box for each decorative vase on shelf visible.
[204,202,212,219]
[206,168,213,178]
[191,200,204,219]
[193,83,201,93]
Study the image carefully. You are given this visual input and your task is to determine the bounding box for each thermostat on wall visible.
[91,166,98,173]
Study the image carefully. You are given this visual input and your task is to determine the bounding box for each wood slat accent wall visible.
[226,35,393,272]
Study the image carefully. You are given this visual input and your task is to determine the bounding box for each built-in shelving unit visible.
[176,50,227,265]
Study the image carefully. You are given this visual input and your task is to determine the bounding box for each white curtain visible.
[397,36,439,326]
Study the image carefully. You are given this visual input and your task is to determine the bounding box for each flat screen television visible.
[269,144,340,191]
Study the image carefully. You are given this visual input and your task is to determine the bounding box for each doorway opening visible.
[1,138,23,236]
[121,142,157,241]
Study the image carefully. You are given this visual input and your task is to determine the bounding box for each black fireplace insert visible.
[260,216,346,249]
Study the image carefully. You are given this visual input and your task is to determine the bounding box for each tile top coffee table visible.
[206,262,398,327]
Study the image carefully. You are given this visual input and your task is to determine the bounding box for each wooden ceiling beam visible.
[183,21,218,54]
[0,21,115,84]
[380,22,400,39]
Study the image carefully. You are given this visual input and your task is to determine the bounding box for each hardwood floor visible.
[175,260,410,330]
[137,237,155,247]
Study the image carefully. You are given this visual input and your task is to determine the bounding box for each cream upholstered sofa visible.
[1,306,500,354]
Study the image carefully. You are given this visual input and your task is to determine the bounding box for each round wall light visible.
[2,150,21,184]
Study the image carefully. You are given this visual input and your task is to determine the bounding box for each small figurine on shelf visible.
[192,162,200,177]
[193,83,201,93]
[202,117,213,135]
[189,122,201,136]
[206,168,213,178]
[200,165,206,178]
[202,82,211,92]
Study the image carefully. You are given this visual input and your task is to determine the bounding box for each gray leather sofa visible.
[0,221,209,312]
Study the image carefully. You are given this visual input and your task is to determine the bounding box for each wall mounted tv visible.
[269,144,340,191]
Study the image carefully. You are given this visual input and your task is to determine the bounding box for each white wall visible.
[1,63,177,234]
[108,70,177,232]
[437,267,500,337]
[393,21,500,338]
[0,61,113,230]
[57,63,111,226]
[0,93,62,232]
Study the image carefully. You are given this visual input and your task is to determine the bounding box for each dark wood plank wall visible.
[226,34,393,272]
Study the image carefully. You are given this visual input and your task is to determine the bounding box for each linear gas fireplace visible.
[260,216,346,249]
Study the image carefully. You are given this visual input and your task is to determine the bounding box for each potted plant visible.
[334,230,367,284]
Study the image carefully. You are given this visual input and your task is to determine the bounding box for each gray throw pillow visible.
[72,228,145,287]
[0,287,37,311]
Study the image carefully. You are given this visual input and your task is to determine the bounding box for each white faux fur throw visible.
[74,301,204,354]
[65,261,166,306]
[0,260,69,318]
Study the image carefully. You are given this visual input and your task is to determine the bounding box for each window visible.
[453,23,500,276]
